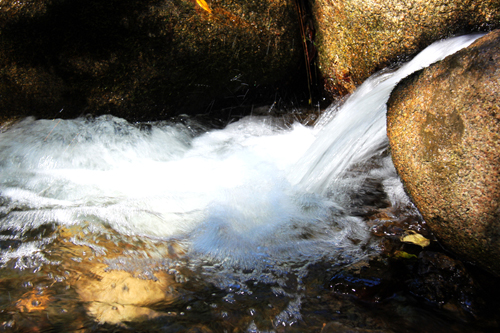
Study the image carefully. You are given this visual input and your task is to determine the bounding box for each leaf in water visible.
[400,230,430,248]
[196,0,212,14]
[394,250,418,259]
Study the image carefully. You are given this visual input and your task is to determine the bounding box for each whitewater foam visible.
[0,33,484,272]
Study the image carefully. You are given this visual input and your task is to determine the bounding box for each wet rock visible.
[0,0,302,121]
[407,251,484,318]
[75,264,179,325]
[311,0,500,98]
[54,225,186,326]
[321,321,388,333]
[318,255,483,332]
[387,30,500,275]
[322,249,493,328]
[328,258,399,304]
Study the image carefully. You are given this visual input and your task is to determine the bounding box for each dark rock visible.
[311,0,500,99]
[328,258,399,304]
[320,321,388,333]
[387,30,500,276]
[407,251,484,318]
[0,0,303,121]
[321,254,492,331]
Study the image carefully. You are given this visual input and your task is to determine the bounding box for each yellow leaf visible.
[394,250,417,259]
[196,0,212,14]
[400,230,430,248]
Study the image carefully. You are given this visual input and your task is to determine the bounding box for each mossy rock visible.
[311,0,500,99]
[0,0,303,121]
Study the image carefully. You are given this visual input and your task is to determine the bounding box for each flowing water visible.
[0,34,492,332]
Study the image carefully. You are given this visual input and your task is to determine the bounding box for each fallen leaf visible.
[196,0,212,14]
[400,230,430,248]
[394,250,418,259]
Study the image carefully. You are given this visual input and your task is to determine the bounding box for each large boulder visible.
[387,30,500,275]
[0,0,302,121]
[311,0,500,98]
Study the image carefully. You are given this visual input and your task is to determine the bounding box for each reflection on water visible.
[1,216,498,332]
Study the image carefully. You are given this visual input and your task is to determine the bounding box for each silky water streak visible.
[0,34,483,273]
[289,33,484,197]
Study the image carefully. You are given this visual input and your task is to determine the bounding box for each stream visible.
[0,34,498,332]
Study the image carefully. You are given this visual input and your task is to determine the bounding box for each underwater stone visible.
[387,30,500,276]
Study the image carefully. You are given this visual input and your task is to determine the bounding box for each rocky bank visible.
[0,0,303,121]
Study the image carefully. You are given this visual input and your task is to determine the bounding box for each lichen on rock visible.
[311,0,500,99]
[387,30,500,276]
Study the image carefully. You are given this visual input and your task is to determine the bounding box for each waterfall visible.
[0,34,483,272]
[288,33,484,197]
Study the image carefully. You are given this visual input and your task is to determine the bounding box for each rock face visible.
[311,0,500,98]
[0,0,302,121]
[387,30,500,275]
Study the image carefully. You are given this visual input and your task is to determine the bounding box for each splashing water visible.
[289,33,484,196]
[0,34,483,309]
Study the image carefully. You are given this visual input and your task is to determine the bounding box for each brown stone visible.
[408,251,484,317]
[311,0,500,99]
[387,30,500,275]
[0,0,302,121]
[75,264,179,325]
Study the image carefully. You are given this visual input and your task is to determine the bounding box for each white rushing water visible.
[0,34,483,271]
[289,33,484,196]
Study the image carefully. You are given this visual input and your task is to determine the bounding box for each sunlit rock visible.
[387,30,500,276]
[54,225,185,326]
[75,264,179,325]
[311,0,500,98]
[0,0,302,121]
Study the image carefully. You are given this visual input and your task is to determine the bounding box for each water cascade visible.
[0,34,484,330]
[289,34,484,196]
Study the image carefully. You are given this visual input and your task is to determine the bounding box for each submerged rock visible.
[75,264,179,325]
[407,251,484,318]
[387,30,500,276]
[0,0,302,121]
[311,0,500,98]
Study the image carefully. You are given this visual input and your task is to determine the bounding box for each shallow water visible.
[0,34,497,332]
